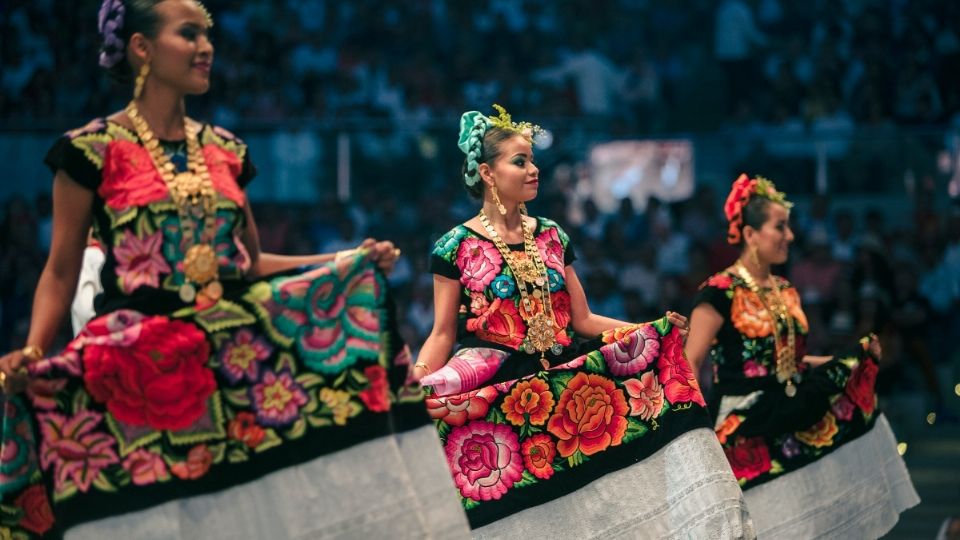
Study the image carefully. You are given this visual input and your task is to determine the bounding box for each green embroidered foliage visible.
[651,316,672,337]
[192,300,257,333]
[513,470,538,489]
[549,372,574,398]
[584,351,606,373]
[622,417,649,444]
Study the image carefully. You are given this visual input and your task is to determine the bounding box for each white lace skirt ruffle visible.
[65,425,471,540]
[473,427,755,540]
[743,414,919,539]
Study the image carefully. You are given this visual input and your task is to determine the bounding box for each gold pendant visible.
[785,380,797,397]
[526,312,556,354]
[174,171,204,200]
[179,282,197,303]
[204,280,223,301]
[539,355,550,370]
[512,256,540,283]
[184,244,218,284]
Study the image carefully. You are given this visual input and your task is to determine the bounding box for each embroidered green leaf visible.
[223,387,251,407]
[91,472,117,493]
[166,393,228,446]
[105,414,163,457]
[436,420,451,438]
[297,373,326,389]
[332,370,348,388]
[651,316,671,336]
[72,388,91,412]
[486,407,506,424]
[276,352,297,375]
[227,448,250,463]
[584,351,605,373]
[551,462,565,472]
[306,414,333,428]
[192,300,257,333]
[567,450,586,467]
[397,385,425,403]
[303,393,319,415]
[549,372,574,398]
[350,369,369,386]
[106,205,138,230]
[463,498,480,511]
[53,481,78,503]
[0,501,24,523]
[513,470,538,488]
[622,417,649,444]
[285,416,307,439]
[208,442,227,464]
[254,429,283,453]
[769,460,784,474]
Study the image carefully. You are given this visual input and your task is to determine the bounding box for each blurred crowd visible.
[4,0,960,133]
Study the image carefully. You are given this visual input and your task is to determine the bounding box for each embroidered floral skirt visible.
[425,320,754,537]
[0,255,469,538]
[711,349,918,537]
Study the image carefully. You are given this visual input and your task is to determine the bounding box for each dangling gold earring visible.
[134,63,150,100]
[749,245,760,267]
[491,185,507,215]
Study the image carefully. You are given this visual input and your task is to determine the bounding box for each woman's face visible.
[483,134,540,205]
[142,0,214,96]
[746,202,794,265]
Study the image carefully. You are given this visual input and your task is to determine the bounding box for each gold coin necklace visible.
[734,261,798,397]
[479,208,560,368]
[126,101,222,303]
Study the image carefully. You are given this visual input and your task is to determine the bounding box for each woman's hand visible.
[0,350,31,394]
[359,238,401,275]
[666,311,689,339]
[866,334,882,361]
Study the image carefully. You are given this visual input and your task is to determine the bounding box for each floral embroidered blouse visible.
[44,118,256,315]
[430,218,577,355]
[695,270,810,392]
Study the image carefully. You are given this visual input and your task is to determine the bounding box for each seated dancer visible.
[685,174,919,538]
[411,105,755,538]
[0,1,468,537]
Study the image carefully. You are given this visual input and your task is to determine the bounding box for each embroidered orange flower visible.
[501,378,554,426]
[715,414,742,445]
[794,412,839,448]
[601,323,643,345]
[780,287,809,332]
[547,373,628,457]
[731,287,775,338]
[522,434,557,480]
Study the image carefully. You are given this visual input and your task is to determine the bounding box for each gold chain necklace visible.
[733,261,798,397]
[478,208,560,368]
[125,101,222,303]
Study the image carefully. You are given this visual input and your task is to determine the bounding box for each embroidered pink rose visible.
[743,359,768,377]
[113,229,172,294]
[535,227,566,273]
[445,421,523,501]
[426,386,498,427]
[601,324,661,376]
[100,140,170,210]
[623,371,665,420]
[122,448,170,486]
[456,237,503,292]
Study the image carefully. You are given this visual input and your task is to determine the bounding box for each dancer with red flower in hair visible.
[685,173,919,538]
[0,1,469,537]
[412,105,755,538]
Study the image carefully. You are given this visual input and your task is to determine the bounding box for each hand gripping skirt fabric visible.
[424,321,756,539]
[0,254,470,539]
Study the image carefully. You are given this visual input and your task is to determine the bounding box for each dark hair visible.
[462,127,522,200]
[101,0,165,82]
[738,196,774,247]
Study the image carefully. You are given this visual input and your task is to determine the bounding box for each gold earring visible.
[491,185,507,215]
[134,63,150,100]
[750,245,760,267]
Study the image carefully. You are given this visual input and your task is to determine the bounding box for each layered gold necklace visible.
[733,261,798,397]
[125,100,222,303]
[478,208,560,368]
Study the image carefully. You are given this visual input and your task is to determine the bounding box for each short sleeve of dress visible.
[545,219,577,266]
[237,150,257,188]
[429,227,465,280]
[43,134,102,191]
[693,275,733,316]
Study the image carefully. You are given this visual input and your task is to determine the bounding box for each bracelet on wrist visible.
[414,362,432,374]
[21,345,44,361]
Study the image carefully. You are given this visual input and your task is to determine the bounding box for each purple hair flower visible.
[98,0,126,68]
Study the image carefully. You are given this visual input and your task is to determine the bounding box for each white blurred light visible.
[533,129,554,150]
[926,412,937,425]
[897,442,907,456]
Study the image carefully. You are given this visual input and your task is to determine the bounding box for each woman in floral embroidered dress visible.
[0,1,469,538]
[411,106,754,538]
[685,173,919,538]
